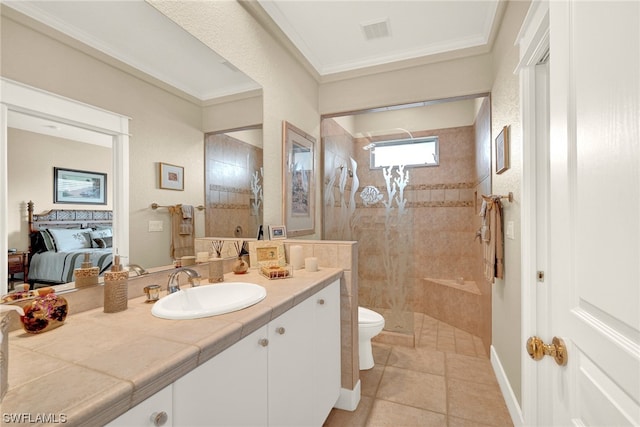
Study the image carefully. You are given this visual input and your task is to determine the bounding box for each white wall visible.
[202,90,263,134]
[149,1,320,237]
[319,54,493,115]
[351,98,478,137]
[7,129,112,250]
[489,0,531,406]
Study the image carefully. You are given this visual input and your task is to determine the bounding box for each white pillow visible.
[47,228,92,252]
[90,228,113,248]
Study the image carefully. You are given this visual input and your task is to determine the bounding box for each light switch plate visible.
[148,220,163,232]
[506,221,515,240]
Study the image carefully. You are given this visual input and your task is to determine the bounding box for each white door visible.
[542,1,640,425]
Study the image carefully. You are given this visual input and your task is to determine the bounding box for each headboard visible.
[27,200,113,253]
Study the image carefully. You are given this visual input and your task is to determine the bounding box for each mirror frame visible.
[0,78,130,295]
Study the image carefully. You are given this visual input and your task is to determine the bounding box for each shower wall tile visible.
[324,118,492,352]
[205,133,263,239]
[431,189,445,201]
[338,244,354,270]
[313,243,339,267]
[445,189,460,202]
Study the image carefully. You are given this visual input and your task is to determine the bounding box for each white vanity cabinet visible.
[267,291,315,426]
[172,325,269,426]
[173,279,340,427]
[106,384,173,427]
[312,281,341,425]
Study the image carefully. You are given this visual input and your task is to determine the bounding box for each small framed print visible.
[159,162,184,190]
[269,225,287,240]
[495,126,510,174]
[248,240,286,268]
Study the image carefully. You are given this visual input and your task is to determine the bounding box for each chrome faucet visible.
[127,264,148,276]
[167,268,201,294]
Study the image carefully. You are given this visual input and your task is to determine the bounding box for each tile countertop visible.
[3,268,343,426]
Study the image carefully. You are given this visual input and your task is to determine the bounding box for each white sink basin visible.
[151,282,267,320]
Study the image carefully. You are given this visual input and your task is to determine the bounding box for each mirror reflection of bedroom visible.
[2,1,263,295]
[7,122,114,290]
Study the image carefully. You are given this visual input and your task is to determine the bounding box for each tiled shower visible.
[322,97,493,352]
[204,132,263,239]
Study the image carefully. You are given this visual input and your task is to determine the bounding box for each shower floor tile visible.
[323,316,513,427]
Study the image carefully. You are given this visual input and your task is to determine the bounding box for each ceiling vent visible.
[361,18,391,40]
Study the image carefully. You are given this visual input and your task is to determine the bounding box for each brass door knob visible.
[526,336,568,366]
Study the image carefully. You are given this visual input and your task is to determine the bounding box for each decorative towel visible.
[181,205,193,219]
[169,205,194,259]
[480,195,504,283]
[179,205,194,235]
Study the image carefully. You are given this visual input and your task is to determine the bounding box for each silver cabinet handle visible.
[150,411,168,426]
[259,338,269,347]
[318,298,325,305]
[276,326,286,335]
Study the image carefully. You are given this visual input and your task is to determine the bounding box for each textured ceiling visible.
[257,0,501,76]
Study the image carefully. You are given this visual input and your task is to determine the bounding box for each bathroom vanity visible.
[4,268,343,426]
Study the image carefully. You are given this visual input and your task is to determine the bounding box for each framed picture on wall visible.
[283,121,315,237]
[268,225,287,240]
[495,125,510,174]
[53,167,107,204]
[159,162,184,190]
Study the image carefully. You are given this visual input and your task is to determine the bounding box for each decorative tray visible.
[259,264,293,280]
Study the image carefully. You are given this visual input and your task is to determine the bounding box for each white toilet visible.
[358,306,385,370]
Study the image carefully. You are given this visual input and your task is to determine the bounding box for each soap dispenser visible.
[104,255,129,313]
[74,253,99,288]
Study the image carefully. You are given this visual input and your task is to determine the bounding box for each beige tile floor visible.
[324,314,513,427]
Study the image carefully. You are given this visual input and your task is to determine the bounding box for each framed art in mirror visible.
[159,162,184,190]
[54,167,107,205]
[282,121,315,237]
[495,125,510,174]
[268,225,287,240]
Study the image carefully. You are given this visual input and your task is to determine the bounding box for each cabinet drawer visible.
[8,259,24,273]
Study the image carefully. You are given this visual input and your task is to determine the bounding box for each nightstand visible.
[8,251,28,283]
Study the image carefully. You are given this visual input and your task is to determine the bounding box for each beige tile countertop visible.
[3,268,343,426]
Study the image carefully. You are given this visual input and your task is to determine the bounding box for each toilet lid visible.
[359,306,384,324]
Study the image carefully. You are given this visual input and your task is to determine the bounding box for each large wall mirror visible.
[1,78,130,296]
[1,2,263,294]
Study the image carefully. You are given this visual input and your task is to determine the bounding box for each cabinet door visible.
[106,384,172,427]
[313,280,341,425]
[173,325,268,426]
[268,297,315,426]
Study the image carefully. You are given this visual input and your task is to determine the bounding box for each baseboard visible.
[333,380,361,411]
[490,345,525,426]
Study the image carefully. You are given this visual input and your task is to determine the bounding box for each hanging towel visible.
[179,205,194,235]
[169,205,195,259]
[181,205,193,219]
[481,195,504,283]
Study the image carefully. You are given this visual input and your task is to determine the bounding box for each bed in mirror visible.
[26,202,114,288]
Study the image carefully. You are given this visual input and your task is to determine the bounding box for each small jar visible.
[144,285,161,303]
[209,258,224,282]
[232,257,249,274]
[20,292,68,334]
